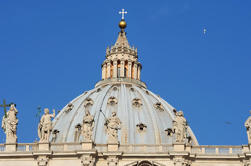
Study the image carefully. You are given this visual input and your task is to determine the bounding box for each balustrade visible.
[0,143,246,155]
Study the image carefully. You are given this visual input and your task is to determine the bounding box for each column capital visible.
[113,60,118,65]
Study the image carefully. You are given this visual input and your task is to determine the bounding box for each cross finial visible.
[119,9,127,20]
[0,99,14,118]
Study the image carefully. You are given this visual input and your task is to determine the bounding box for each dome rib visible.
[135,86,161,144]
[93,85,112,143]
[51,83,199,145]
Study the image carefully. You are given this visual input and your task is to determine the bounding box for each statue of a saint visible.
[173,111,187,143]
[38,108,55,143]
[105,111,121,144]
[1,104,18,143]
[81,110,94,142]
[245,111,251,144]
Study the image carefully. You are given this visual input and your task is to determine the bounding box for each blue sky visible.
[0,0,250,145]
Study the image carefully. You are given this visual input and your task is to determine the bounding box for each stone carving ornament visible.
[81,155,95,166]
[132,98,142,108]
[65,103,74,113]
[107,96,118,106]
[105,112,121,144]
[82,110,94,142]
[107,156,119,166]
[1,104,18,143]
[243,160,250,166]
[173,158,191,166]
[245,111,251,144]
[84,98,94,108]
[37,156,49,166]
[38,108,55,143]
[173,111,187,143]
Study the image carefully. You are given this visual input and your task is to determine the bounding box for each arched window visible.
[138,161,153,166]
[117,60,121,78]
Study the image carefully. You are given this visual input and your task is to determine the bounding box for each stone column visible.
[102,63,106,80]
[113,60,118,78]
[137,65,141,80]
[128,61,132,78]
[107,62,111,78]
[120,60,125,77]
[104,63,107,79]
[133,63,138,79]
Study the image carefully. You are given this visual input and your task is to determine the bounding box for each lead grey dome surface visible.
[51,82,198,145]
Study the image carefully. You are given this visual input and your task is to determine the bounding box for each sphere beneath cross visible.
[119,20,127,29]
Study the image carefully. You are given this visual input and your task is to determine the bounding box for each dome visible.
[50,19,198,145]
[51,81,198,145]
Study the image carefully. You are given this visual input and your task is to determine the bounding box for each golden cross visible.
[119,9,127,20]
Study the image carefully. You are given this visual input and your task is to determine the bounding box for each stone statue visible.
[81,110,94,142]
[1,104,18,143]
[245,111,251,144]
[38,108,55,143]
[173,111,187,143]
[105,111,121,144]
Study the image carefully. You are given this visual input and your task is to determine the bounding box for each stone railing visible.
[0,143,247,155]
[190,145,243,155]
[118,144,173,153]
[95,77,147,88]
[16,143,38,152]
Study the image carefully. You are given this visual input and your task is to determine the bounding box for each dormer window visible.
[107,96,118,106]
[154,102,165,112]
[132,98,143,108]
[136,123,147,133]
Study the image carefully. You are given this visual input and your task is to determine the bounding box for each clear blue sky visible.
[0,0,250,145]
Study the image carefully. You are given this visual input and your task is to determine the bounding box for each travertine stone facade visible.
[0,143,249,166]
